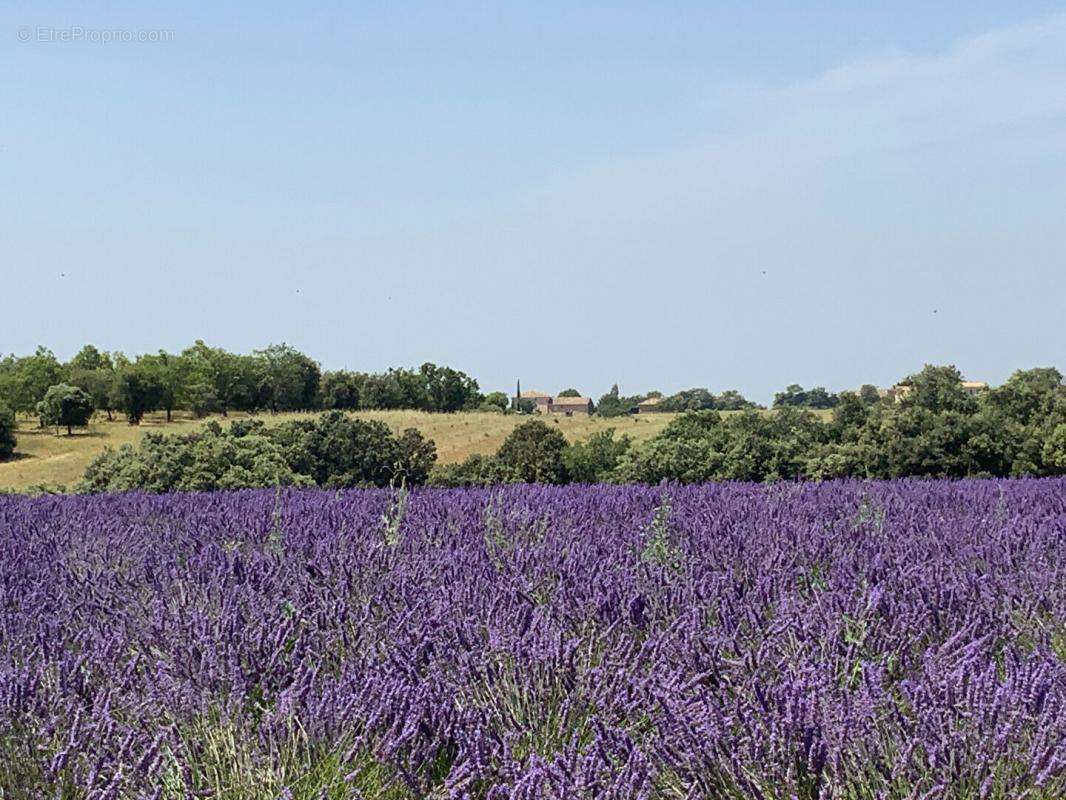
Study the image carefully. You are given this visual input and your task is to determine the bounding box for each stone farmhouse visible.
[516,388,593,415]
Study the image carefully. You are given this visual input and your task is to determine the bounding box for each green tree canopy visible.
[37,383,94,435]
[495,419,569,484]
[254,343,321,412]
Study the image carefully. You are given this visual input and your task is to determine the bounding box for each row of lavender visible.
[0,479,1064,798]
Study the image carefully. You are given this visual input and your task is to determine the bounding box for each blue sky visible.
[2,2,1064,402]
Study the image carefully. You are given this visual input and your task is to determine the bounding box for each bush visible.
[78,422,311,494]
[36,384,94,435]
[427,453,506,488]
[481,392,510,413]
[495,420,569,484]
[0,403,15,460]
[562,429,631,483]
[270,411,436,489]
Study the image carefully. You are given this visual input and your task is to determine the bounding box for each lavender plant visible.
[0,479,1063,798]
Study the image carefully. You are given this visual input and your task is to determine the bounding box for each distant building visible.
[519,390,553,413]
[637,396,664,413]
[548,395,593,415]
[887,379,988,403]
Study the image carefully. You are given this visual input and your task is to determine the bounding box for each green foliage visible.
[67,366,118,420]
[658,387,758,412]
[270,411,436,488]
[481,391,510,412]
[36,383,94,435]
[0,346,65,414]
[0,402,15,460]
[1043,423,1066,473]
[562,428,632,483]
[858,384,881,404]
[495,419,569,484]
[557,388,581,397]
[642,494,682,571]
[620,365,1066,484]
[79,410,440,493]
[773,383,839,409]
[180,341,259,416]
[899,364,976,413]
[419,362,481,412]
[67,344,111,372]
[595,384,639,417]
[427,453,506,487]
[253,343,321,412]
[116,364,165,424]
[318,369,365,410]
[78,421,312,494]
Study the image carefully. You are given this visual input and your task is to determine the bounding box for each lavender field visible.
[1,480,1064,799]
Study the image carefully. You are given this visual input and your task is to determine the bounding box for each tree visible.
[858,384,881,405]
[5,347,65,414]
[660,388,716,412]
[716,389,758,410]
[0,403,15,460]
[557,388,581,397]
[562,429,631,483]
[420,363,481,412]
[254,344,321,412]
[899,365,974,414]
[180,341,258,416]
[985,367,1063,425]
[116,366,164,424]
[596,384,640,418]
[36,383,94,435]
[393,427,438,485]
[1043,424,1066,473]
[67,344,112,372]
[495,420,569,484]
[319,370,366,410]
[68,367,119,421]
[658,388,758,412]
[136,352,184,422]
[269,411,436,488]
[183,382,219,418]
[773,384,839,409]
[480,391,510,413]
[615,411,726,484]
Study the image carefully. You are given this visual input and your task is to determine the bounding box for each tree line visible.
[8,363,1064,494]
[0,342,490,429]
[433,365,1066,486]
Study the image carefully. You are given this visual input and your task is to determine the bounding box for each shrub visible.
[78,422,311,494]
[481,392,510,413]
[270,411,436,489]
[562,429,631,483]
[495,419,569,484]
[427,453,506,487]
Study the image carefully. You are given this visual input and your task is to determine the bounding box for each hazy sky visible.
[3,2,1064,403]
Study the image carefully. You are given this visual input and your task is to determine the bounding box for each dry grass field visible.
[0,409,681,491]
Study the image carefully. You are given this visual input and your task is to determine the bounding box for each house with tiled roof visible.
[549,395,593,415]
[637,396,664,413]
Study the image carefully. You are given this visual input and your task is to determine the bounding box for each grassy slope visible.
[0,409,680,491]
